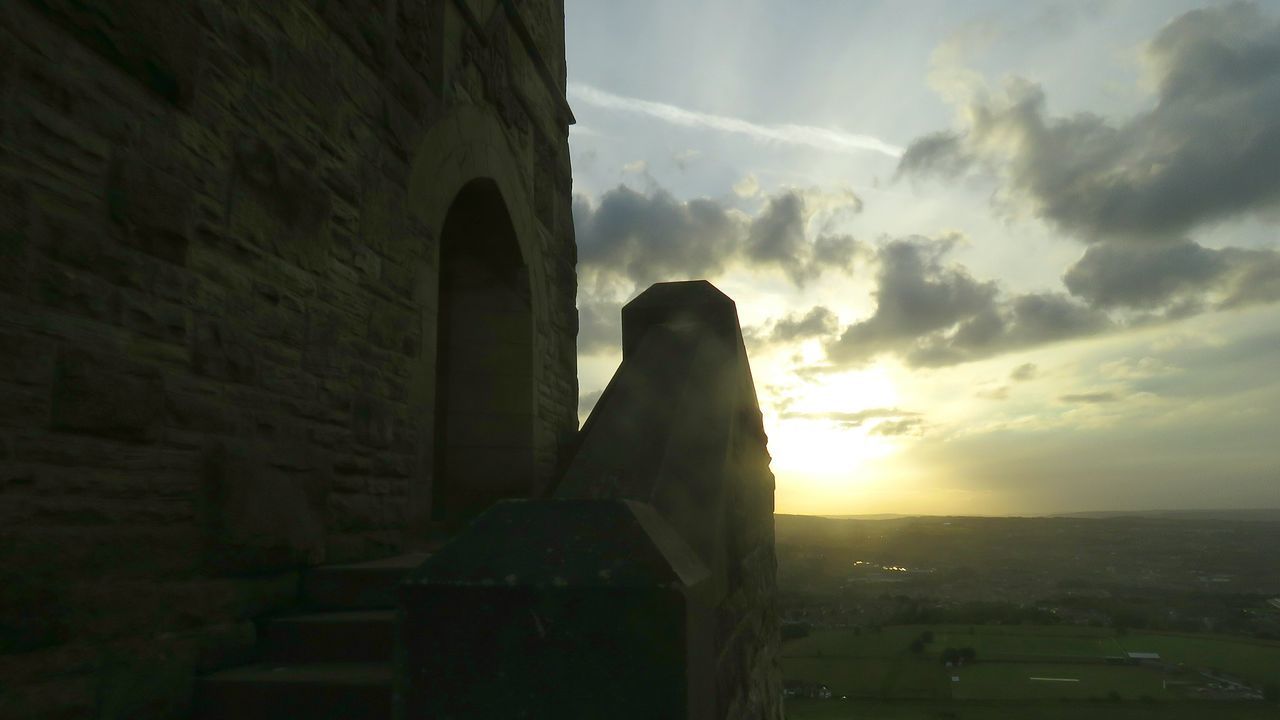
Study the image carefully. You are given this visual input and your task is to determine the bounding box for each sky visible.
[561,0,1280,516]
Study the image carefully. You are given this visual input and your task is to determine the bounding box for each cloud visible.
[869,417,926,437]
[900,2,1280,326]
[573,184,865,291]
[745,306,841,350]
[568,83,905,158]
[1010,362,1038,381]
[733,173,760,198]
[1059,391,1121,404]
[576,301,623,355]
[1063,241,1280,312]
[745,192,863,285]
[901,2,1280,242]
[825,235,1111,367]
[573,187,741,292]
[830,235,997,356]
[771,306,840,343]
[782,407,919,429]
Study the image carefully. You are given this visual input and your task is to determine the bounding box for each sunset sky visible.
[561,0,1280,516]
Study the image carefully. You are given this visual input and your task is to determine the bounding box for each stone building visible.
[2,1,576,716]
[0,1,781,718]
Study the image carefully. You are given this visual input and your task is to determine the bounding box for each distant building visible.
[783,680,833,700]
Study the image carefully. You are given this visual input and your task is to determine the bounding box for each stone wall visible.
[0,1,577,717]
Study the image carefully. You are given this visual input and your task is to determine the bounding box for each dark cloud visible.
[828,235,997,362]
[782,407,919,429]
[1063,241,1280,311]
[746,192,805,270]
[1063,242,1225,309]
[896,131,968,179]
[745,306,840,350]
[772,306,839,342]
[813,234,862,272]
[901,2,1280,242]
[1059,392,1121,404]
[1010,362,1038,381]
[573,185,863,290]
[573,187,741,290]
[900,3,1280,326]
[826,236,1110,367]
[576,301,623,355]
[744,190,865,285]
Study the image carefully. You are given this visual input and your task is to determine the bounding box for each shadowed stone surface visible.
[0,0,577,716]
[401,281,783,719]
[400,499,715,719]
[558,281,783,719]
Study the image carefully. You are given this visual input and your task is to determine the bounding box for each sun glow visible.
[763,364,907,485]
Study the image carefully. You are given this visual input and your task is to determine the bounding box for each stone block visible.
[368,299,417,354]
[106,151,193,266]
[93,642,196,720]
[31,0,203,107]
[227,136,333,271]
[34,260,122,325]
[50,347,163,442]
[0,385,49,429]
[191,318,258,384]
[328,492,383,532]
[199,440,327,574]
[351,394,395,449]
[400,499,716,719]
[302,304,347,375]
[122,293,189,344]
[0,171,32,295]
[0,566,70,653]
[166,390,240,436]
[395,0,444,88]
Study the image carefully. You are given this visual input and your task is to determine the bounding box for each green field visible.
[785,698,1277,720]
[781,624,1280,718]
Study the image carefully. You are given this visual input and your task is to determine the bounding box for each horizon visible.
[565,0,1280,517]
[778,507,1280,519]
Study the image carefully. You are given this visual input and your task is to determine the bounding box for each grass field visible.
[1118,632,1280,685]
[781,624,1280,718]
[784,698,1278,720]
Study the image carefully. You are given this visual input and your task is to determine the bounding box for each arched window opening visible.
[432,179,534,528]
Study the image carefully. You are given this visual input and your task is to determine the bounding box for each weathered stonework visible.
[0,1,577,717]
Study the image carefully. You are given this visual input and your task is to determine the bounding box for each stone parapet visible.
[399,281,782,718]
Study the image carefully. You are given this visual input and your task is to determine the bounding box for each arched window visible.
[432,179,534,527]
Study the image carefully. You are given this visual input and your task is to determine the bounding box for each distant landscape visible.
[775,512,1280,718]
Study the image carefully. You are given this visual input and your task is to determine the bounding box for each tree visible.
[909,638,925,655]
